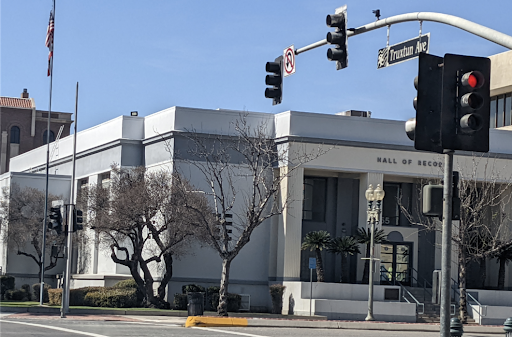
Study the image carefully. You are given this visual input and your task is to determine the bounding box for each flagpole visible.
[40,0,56,306]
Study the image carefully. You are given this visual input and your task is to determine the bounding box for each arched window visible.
[43,130,55,144]
[10,126,20,144]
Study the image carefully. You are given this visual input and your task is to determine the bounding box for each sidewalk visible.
[0,306,506,334]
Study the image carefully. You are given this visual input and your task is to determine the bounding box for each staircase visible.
[404,286,475,324]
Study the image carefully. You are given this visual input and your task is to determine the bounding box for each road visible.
[0,317,500,337]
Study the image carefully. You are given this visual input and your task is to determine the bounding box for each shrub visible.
[173,293,187,310]
[21,284,32,301]
[210,293,241,312]
[0,275,15,300]
[207,286,220,294]
[48,288,62,305]
[182,284,205,294]
[84,288,138,308]
[33,283,51,303]
[113,278,137,289]
[112,279,143,306]
[269,284,286,314]
[4,284,30,301]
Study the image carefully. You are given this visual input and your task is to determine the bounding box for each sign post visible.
[309,257,316,316]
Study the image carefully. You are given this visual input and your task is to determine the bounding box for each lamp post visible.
[364,183,385,321]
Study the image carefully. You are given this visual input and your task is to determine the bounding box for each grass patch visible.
[0,300,185,312]
[0,301,41,307]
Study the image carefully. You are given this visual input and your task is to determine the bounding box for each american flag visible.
[45,11,54,76]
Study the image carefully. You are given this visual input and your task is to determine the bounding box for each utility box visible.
[423,184,443,217]
[432,270,441,304]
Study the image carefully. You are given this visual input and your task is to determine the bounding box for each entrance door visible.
[380,243,412,286]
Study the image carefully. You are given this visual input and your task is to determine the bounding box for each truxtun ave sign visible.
[377,33,430,69]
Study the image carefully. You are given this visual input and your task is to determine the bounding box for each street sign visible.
[377,33,430,69]
[283,45,296,77]
[309,257,316,269]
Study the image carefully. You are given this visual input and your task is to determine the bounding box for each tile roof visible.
[0,97,33,109]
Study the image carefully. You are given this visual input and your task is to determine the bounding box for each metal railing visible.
[398,280,425,315]
[450,278,487,323]
[380,266,425,315]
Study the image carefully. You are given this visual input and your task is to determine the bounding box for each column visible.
[276,166,304,281]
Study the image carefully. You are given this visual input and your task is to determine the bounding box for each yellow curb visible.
[185,316,248,327]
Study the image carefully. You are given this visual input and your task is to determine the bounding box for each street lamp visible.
[364,183,385,321]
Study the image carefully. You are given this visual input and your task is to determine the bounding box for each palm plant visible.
[493,244,512,290]
[328,236,361,283]
[301,230,331,282]
[356,227,387,284]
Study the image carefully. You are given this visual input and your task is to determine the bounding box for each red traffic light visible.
[461,71,484,89]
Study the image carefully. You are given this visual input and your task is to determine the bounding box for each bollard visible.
[504,317,512,337]
[450,317,464,337]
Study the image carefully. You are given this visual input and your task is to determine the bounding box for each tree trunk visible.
[362,244,370,284]
[315,248,324,282]
[155,252,173,309]
[458,247,468,323]
[218,258,232,316]
[478,257,486,289]
[340,254,348,283]
[497,258,506,290]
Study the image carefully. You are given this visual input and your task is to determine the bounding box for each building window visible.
[100,172,111,189]
[382,183,401,226]
[43,130,55,144]
[79,178,89,190]
[303,177,326,222]
[10,126,20,144]
[490,93,512,128]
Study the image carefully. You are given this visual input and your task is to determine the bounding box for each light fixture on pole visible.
[364,183,385,321]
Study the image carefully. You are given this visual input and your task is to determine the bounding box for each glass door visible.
[380,242,412,286]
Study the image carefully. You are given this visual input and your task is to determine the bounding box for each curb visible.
[186,316,248,327]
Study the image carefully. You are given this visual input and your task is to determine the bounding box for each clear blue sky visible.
[1,0,511,132]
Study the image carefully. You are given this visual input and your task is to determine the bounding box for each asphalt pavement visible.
[0,306,507,336]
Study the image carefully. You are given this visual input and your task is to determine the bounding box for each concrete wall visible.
[490,50,512,96]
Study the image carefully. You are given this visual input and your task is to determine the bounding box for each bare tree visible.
[83,166,211,308]
[172,115,326,316]
[0,184,65,278]
[400,156,512,323]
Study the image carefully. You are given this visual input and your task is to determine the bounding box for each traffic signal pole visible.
[62,82,79,317]
[440,151,454,337]
[295,11,512,56]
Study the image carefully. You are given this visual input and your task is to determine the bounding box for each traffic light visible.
[48,206,63,235]
[326,5,348,70]
[406,53,444,153]
[265,56,283,105]
[441,54,491,152]
[73,208,84,231]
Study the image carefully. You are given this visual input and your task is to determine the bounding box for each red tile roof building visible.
[0,89,72,173]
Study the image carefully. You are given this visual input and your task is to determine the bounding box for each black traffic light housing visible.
[326,5,348,70]
[73,208,84,231]
[441,54,491,152]
[48,206,63,235]
[411,53,444,153]
[265,56,283,105]
[405,53,491,154]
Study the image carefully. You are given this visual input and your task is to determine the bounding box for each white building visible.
[1,50,512,322]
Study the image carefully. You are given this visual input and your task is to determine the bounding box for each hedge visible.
[49,287,138,308]
[182,284,205,294]
[173,293,187,310]
[5,284,32,301]
[210,293,241,312]
[113,278,137,289]
[84,288,138,308]
[0,275,15,299]
[33,283,51,303]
